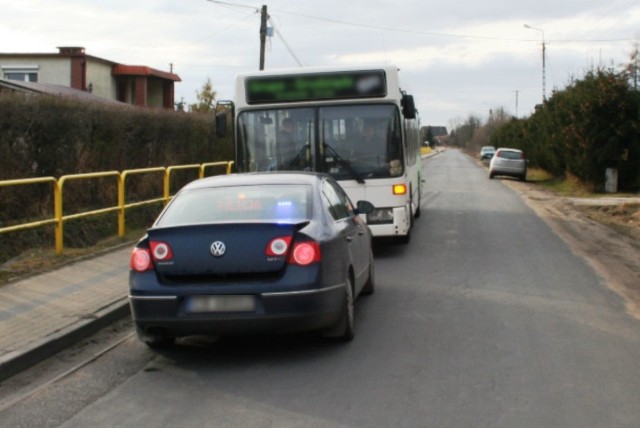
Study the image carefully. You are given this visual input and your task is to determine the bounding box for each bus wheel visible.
[397,232,411,244]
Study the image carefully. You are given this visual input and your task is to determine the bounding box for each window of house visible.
[2,66,38,82]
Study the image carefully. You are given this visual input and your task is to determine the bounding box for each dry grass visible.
[526,169,640,240]
[0,231,143,285]
[575,203,640,241]
[528,169,594,196]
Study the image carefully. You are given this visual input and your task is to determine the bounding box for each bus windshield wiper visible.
[323,143,365,184]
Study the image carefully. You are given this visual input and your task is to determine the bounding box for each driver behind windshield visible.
[351,121,384,159]
[277,118,298,163]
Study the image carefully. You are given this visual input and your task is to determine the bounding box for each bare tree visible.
[189,78,217,113]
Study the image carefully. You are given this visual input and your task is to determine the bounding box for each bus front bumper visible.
[366,206,410,237]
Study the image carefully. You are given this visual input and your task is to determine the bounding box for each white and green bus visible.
[217,65,423,242]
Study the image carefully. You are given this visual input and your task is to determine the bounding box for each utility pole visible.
[524,24,546,102]
[259,5,268,70]
[514,90,519,118]
[541,40,546,101]
[632,62,637,90]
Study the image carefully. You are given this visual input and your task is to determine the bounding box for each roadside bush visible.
[0,93,233,178]
[0,93,234,263]
[490,68,640,191]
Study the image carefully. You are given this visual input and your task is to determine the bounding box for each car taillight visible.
[266,236,293,256]
[130,248,152,272]
[150,240,173,261]
[289,241,321,266]
[265,236,320,265]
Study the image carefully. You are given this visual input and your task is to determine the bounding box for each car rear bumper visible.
[491,166,526,176]
[129,283,345,337]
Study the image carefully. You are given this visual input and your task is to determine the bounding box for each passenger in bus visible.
[279,118,296,146]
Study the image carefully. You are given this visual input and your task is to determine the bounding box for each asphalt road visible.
[2,150,639,428]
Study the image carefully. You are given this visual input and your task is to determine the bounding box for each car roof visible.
[496,148,522,153]
[183,171,329,191]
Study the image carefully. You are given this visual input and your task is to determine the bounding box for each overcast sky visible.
[2,0,639,128]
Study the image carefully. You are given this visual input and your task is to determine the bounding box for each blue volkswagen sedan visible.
[129,172,375,347]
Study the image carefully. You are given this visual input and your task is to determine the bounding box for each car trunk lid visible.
[147,223,304,277]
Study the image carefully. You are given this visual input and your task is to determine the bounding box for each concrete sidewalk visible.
[0,246,133,381]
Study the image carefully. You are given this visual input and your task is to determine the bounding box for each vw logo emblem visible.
[210,241,226,257]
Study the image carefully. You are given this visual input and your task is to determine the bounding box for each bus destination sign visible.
[245,70,387,104]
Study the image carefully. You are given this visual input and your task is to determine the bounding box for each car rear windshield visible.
[497,150,523,160]
[156,184,311,226]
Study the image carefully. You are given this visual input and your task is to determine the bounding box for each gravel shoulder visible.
[505,179,640,320]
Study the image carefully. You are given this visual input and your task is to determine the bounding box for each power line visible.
[207,1,304,68]
[164,11,256,59]
[205,0,259,12]
[268,17,304,67]
[207,1,635,46]
[268,6,636,44]
[269,7,523,42]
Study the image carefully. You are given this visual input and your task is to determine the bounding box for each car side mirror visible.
[355,200,375,215]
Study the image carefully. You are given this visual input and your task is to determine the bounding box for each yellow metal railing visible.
[0,161,234,255]
[0,177,58,233]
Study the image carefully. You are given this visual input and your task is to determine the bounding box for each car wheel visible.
[489,172,494,179]
[324,276,355,341]
[137,327,175,349]
[520,173,527,182]
[361,253,375,295]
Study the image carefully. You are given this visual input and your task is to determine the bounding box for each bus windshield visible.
[236,104,404,180]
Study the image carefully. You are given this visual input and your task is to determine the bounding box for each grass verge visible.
[0,229,144,286]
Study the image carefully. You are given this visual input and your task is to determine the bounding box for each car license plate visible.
[186,295,256,313]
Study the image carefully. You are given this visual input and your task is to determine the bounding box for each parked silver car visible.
[489,148,527,181]
[480,146,496,160]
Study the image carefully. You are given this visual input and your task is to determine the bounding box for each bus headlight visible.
[367,208,394,224]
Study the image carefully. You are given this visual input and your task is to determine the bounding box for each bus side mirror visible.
[216,112,227,138]
[402,94,416,119]
[215,100,235,138]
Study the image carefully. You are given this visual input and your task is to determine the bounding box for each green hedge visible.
[0,93,234,262]
[0,93,233,178]
[490,69,640,191]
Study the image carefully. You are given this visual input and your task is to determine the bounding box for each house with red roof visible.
[0,47,180,109]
